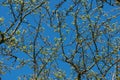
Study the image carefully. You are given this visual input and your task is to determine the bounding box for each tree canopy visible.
[0,0,120,80]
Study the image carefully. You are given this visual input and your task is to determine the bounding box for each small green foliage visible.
[54,71,65,79]
[0,17,4,23]
[16,30,20,35]
[23,46,26,49]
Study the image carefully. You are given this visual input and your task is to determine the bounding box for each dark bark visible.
[0,32,5,44]
[77,73,81,80]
